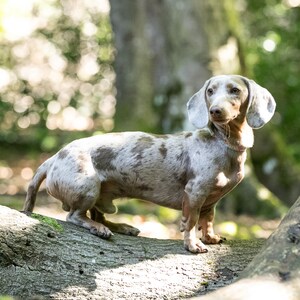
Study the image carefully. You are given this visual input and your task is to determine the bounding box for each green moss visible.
[31,213,64,233]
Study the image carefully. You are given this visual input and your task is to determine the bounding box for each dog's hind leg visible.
[66,195,113,239]
[62,178,114,239]
[67,209,113,239]
[90,207,140,236]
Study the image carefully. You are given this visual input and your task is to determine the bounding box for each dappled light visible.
[262,32,280,53]
[285,0,300,7]
[263,39,277,52]
[20,167,34,181]
[0,0,117,204]
[0,166,13,180]
[0,0,115,135]
[0,162,35,195]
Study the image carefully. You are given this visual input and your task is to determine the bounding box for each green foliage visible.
[242,0,300,162]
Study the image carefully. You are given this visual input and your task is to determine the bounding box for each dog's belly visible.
[99,177,185,210]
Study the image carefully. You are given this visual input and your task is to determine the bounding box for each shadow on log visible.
[0,205,263,299]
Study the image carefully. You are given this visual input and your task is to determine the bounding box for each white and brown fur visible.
[24,75,276,253]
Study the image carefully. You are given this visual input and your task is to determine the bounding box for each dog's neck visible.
[210,119,254,152]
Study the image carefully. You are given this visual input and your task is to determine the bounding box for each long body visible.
[44,130,244,211]
[24,75,276,253]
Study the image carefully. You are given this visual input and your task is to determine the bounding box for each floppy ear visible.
[244,78,276,129]
[187,79,210,129]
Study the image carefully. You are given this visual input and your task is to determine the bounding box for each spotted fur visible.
[24,75,276,253]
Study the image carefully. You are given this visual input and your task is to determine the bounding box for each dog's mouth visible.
[210,116,231,124]
[209,112,238,125]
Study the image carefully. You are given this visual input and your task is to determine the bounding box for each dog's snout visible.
[210,107,222,117]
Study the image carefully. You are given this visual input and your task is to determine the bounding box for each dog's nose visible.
[210,107,222,117]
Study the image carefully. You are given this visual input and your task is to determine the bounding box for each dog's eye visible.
[231,87,240,94]
[207,88,214,96]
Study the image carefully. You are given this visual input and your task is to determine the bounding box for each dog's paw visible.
[114,223,140,236]
[202,233,226,244]
[184,239,208,254]
[90,225,113,239]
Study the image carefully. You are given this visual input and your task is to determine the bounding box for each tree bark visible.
[193,196,300,300]
[0,205,263,299]
[1,197,299,299]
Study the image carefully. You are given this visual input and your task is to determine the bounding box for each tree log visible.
[0,205,263,299]
[193,197,300,300]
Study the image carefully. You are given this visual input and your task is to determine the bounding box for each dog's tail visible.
[23,157,53,212]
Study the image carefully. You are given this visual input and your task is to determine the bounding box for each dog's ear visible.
[187,79,210,129]
[243,78,276,129]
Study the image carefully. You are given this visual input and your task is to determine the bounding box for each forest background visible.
[1,0,300,240]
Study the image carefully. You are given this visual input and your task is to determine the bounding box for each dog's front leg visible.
[180,192,208,253]
[199,207,225,244]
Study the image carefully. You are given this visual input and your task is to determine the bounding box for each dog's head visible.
[187,75,276,129]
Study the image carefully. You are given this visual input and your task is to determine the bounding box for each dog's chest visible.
[205,153,245,205]
[213,169,243,195]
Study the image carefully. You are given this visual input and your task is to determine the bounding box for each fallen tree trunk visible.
[194,197,300,300]
[0,205,263,299]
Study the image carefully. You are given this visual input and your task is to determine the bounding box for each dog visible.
[24,75,276,253]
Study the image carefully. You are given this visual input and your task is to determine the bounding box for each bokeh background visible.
[1,0,300,240]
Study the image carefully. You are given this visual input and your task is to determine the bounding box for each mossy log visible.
[0,205,263,299]
[1,197,299,299]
